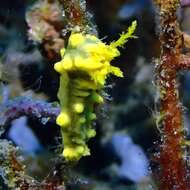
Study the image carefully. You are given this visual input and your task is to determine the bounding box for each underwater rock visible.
[118,0,153,20]
[8,116,43,155]
[181,0,190,6]
[111,133,149,183]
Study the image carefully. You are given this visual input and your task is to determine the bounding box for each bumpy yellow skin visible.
[54,21,136,161]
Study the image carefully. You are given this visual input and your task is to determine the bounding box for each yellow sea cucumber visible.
[54,21,137,161]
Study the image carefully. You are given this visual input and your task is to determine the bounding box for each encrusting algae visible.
[54,21,137,161]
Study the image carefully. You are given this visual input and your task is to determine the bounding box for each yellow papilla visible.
[63,146,90,161]
[58,55,72,72]
[73,102,84,113]
[68,33,85,47]
[60,48,66,58]
[90,91,104,103]
[86,128,96,138]
[56,112,71,127]
[88,113,96,120]
[110,66,124,77]
[54,61,62,73]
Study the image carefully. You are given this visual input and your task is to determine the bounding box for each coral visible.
[60,0,96,34]
[26,0,96,61]
[153,0,190,189]
[54,21,137,161]
[26,0,65,60]
[0,139,66,190]
[0,97,60,135]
